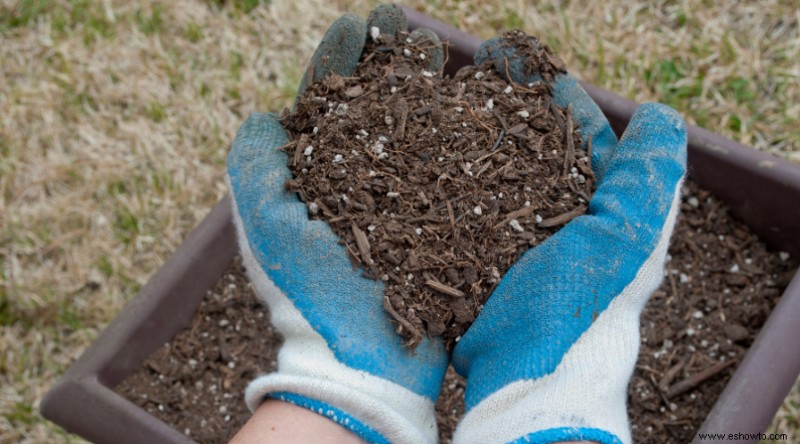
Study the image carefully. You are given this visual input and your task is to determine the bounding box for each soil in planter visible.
[115,180,796,443]
[282,29,594,349]
[115,264,282,443]
[627,181,796,443]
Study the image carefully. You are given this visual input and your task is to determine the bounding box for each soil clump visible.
[283,30,593,347]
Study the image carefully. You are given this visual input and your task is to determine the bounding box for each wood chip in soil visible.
[115,180,797,443]
[283,29,594,348]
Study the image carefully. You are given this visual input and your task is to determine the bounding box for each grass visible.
[0,0,798,442]
[134,4,162,35]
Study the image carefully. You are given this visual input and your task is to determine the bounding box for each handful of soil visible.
[282,30,595,349]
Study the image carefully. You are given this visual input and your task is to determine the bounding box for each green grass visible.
[492,7,524,30]
[6,401,37,426]
[228,50,245,81]
[96,256,114,278]
[0,0,114,42]
[107,180,127,197]
[0,0,54,32]
[68,0,114,43]
[0,294,14,327]
[113,206,140,246]
[58,302,84,332]
[184,21,203,42]
[60,87,98,118]
[214,0,269,13]
[146,101,167,122]
[134,4,163,35]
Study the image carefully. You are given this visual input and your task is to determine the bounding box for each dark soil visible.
[115,180,797,443]
[282,29,593,348]
[115,262,282,443]
[627,181,796,443]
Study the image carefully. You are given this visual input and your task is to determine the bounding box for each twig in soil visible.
[507,123,528,136]
[383,295,422,348]
[667,271,680,300]
[667,360,737,398]
[474,147,504,164]
[474,160,493,178]
[562,107,575,176]
[531,131,549,154]
[458,100,497,134]
[424,194,469,214]
[395,99,409,140]
[502,58,541,94]
[446,200,455,231]
[492,109,509,131]
[490,130,506,151]
[548,98,566,136]
[425,279,466,298]
[314,198,335,217]
[362,50,378,64]
[658,357,689,393]
[492,205,536,230]
[538,205,587,228]
[351,223,373,265]
[635,364,661,376]
[685,237,706,260]
[349,88,378,104]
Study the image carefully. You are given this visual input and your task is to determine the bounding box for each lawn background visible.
[1,0,798,441]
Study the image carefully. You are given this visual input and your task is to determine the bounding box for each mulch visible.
[115,179,797,443]
[282,29,593,348]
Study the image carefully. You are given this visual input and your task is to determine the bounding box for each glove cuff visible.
[246,361,437,444]
[502,427,622,444]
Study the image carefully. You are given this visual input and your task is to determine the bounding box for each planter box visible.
[41,8,800,444]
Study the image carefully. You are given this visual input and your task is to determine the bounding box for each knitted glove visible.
[227,6,448,444]
[451,36,688,444]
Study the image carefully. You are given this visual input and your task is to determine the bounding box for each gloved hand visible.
[226,6,448,444]
[451,36,688,444]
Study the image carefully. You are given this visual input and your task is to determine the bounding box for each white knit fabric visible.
[452,181,682,444]
[231,194,437,444]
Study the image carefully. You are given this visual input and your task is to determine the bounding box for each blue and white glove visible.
[451,37,688,444]
[227,7,448,444]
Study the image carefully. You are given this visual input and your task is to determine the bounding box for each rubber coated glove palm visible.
[451,36,688,444]
[226,6,448,444]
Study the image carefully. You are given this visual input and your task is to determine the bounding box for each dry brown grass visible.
[1,0,797,442]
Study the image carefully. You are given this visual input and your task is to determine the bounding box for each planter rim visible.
[41,196,236,444]
[40,7,800,444]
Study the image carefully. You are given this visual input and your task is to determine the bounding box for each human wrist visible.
[244,352,440,444]
[231,399,366,444]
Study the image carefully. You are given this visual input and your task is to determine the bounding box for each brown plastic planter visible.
[41,8,800,444]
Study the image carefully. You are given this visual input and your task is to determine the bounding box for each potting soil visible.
[283,29,593,348]
[115,180,797,443]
